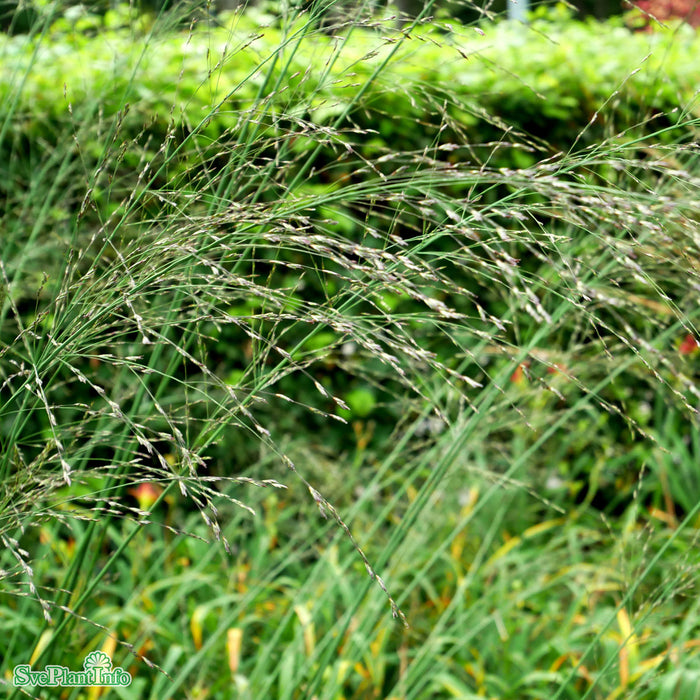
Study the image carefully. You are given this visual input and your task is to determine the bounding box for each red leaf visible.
[679,334,698,356]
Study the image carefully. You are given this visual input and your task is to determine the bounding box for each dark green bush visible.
[1,7,697,172]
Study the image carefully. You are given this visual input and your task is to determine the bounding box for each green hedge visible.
[1,5,698,176]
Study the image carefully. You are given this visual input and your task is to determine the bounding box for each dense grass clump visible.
[1,1,699,698]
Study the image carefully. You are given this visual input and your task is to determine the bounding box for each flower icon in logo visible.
[83,651,112,673]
